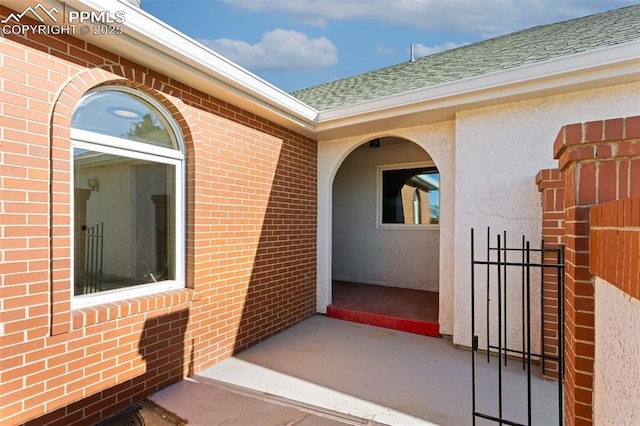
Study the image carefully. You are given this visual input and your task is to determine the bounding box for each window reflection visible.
[382,167,439,224]
[73,149,175,295]
[72,90,175,148]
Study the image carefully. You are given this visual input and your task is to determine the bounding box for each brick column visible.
[590,196,640,299]
[553,116,640,425]
[536,169,565,380]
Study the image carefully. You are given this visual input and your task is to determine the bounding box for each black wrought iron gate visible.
[470,228,565,426]
[83,221,104,294]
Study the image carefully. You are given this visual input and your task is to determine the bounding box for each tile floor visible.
[328,281,440,337]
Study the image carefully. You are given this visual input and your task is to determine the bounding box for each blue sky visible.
[142,0,637,93]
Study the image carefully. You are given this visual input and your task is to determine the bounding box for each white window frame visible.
[70,87,186,309]
[376,161,440,230]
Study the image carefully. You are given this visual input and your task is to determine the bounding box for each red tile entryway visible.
[327,281,439,337]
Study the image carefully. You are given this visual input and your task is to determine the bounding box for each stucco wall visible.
[317,121,456,334]
[332,139,439,291]
[453,80,640,349]
[319,81,640,343]
[588,195,640,425]
[594,277,640,424]
[80,163,133,277]
[79,163,168,280]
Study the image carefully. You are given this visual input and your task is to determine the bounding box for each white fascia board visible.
[31,0,319,132]
[4,1,637,138]
[105,1,317,117]
[316,40,640,131]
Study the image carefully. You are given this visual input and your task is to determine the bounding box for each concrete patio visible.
[151,315,560,425]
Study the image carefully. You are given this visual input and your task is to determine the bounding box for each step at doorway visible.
[327,281,439,337]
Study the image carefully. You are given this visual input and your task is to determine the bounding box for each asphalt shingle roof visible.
[291,5,640,111]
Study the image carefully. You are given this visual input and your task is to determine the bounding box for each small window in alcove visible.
[378,163,440,227]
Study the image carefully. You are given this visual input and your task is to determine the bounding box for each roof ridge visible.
[411,3,640,62]
[292,4,640,110]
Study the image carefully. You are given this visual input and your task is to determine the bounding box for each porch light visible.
[87,178,100,192]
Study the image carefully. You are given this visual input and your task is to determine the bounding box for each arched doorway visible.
[328,136,441,336]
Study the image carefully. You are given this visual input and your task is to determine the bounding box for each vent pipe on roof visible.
[410,43,415,62]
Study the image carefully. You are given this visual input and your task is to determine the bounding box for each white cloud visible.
[375,44,396,55]
[224,0,634,38]
[300,16,327,28]
[412,42,466,58]
[199,29,338,71]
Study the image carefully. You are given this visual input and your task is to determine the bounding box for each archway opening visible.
[328,137,440,337]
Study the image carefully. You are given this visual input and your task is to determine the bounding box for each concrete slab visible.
[153,315,560,425]
[152,378,356,425]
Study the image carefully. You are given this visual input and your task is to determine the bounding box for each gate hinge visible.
[472,335,479,351]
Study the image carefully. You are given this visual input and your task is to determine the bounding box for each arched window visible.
[71,86,185,307]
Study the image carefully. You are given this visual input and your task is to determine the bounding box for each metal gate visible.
[83,221,104,294]
[470,228,564,425]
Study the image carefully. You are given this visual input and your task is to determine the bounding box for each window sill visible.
[377,224,440,230]
[70,288,193,330]
[72,281,184,310]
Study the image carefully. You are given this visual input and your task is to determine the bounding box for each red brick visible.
[575,402,593,422]
[622,231,631,294]
[1,15,307,426]
[630,197,640,227]
[575,370,594,388]
[584,120,603,143]
[597,161,617,203]
[617,140,640,157]
[604,118,624,140]
[626,116,640,138]
[619,160,630,199]
[577,162,597,205]
[630,232,639,300]
[566,123,583,146]
[630,160,640,197]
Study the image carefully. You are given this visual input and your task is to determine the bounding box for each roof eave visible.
[4,1,637,141]
[8,0,320,137]
[315,40,640,140]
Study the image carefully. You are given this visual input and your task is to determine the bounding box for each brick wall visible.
[535,169,565,379]
[552,115,640,425]
[589,196,640,423]
[401,185,431,224]
[590,197,640,299]
[0,6,317,425]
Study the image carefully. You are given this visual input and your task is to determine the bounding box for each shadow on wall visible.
[25,310,190,426]
[232,135,318,355]
[2,12,314,421]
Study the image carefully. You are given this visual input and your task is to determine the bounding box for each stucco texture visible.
[332,139,438,291]
[317,121,455,334]
[319,81,640,343]
[594,277,640,425]
[453,80,640,348]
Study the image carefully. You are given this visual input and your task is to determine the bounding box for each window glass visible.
[71,87,183,304]
[382,167,439,225]
[73,149,176,295]
[72,90,176,148]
